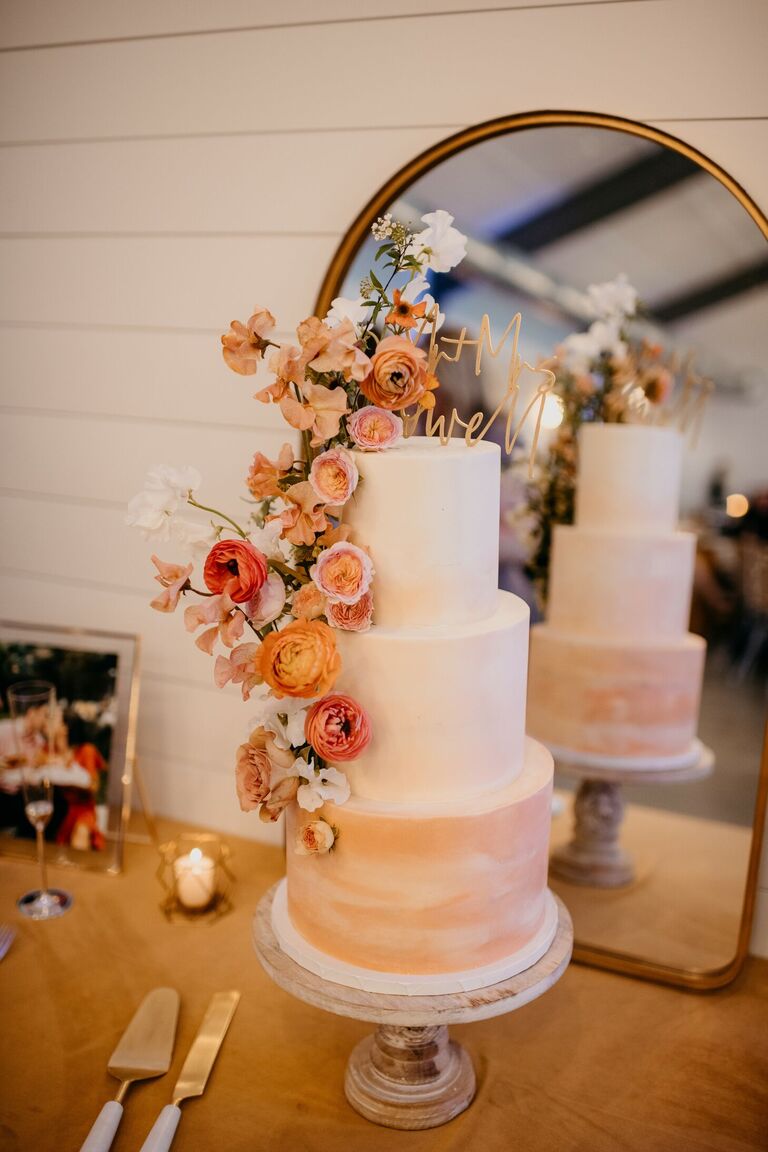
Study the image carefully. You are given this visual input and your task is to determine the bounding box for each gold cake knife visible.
[138,990,240,1152]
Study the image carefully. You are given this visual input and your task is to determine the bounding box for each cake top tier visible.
[576,424,683,532]
[344,436,500,629]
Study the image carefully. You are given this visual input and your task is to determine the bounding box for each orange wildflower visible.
[384,289,427,331]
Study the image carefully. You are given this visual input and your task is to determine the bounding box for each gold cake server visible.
[79,987,180,1152]
[138,990,240,1152]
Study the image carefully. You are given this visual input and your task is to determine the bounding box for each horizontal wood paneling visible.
[0,410,289,508]
[0,127,453,234]
[0,0,614,50]
[0,235,335,329]
[0,2,764,145]
[0,328,291,425]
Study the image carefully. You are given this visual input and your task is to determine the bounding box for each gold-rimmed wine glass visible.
[8,680,73,919]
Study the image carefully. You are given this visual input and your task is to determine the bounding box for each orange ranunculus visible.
[221,308,276,375]
[268,481,328,547]
[360,335,427,410]
[384,288,427,331]
[246,443,294,500]
[257,619,341,699]
[203,539,268,603]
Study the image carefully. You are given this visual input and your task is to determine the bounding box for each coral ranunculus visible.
[305,694,372,762]
[311,541,373,605]
[203,539,268,603]
[360,335,428,410]
[348,406,403,451]
[327,591,373,632]
[309,447,359,506]
[257,619,341,699]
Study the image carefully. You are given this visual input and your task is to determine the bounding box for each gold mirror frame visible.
[314,110,768,990]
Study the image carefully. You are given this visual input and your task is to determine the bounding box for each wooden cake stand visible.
[550,741,715,888]
[254,883,573,1130]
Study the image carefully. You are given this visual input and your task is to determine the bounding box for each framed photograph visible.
[0,621,140,873]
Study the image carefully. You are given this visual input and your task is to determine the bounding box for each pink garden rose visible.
[149,556,193,613]
[294,819,336,855]
[304,694,372,763]
[311,542,373,605]
[327,591,373,632]
[309,447,359,506]
[348,407,403,451]
[203,539,268,603]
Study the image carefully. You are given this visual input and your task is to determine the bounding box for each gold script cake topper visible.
[401,306,711,463]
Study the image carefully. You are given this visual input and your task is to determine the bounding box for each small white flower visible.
[144,464,201,502]
[561,319,626,374]
[248,692,313,751]
[408,210,467,274]
[371,213,394,240]
[325,295,369,330]
[248,517,286,560]
[588,274,638,321]
[126,464,203,543]
[297,762,350,812]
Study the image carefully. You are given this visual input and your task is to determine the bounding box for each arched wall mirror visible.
[315,112,768,989]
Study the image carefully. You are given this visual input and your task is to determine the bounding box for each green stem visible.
[268,558,310,586]
[187,496,248,539]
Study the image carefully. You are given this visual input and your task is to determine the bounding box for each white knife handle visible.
[79,1100,123,1152]
[139,1104,182,1152]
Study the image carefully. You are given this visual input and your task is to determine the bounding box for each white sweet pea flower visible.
[325,295,368,330]
[248,517,286,560]
[401,275,445,332]
[296,762,350,812]
[588,274,638,321]
[248,692,313,751]
[408,210,467,274]
[560,318,626,374]
[145,464,201,503]
[126,464,203,541]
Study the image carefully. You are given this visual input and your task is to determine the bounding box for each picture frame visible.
[0,620,140,874]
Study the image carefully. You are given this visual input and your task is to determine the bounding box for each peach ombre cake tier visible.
[527,423,706,766]
[275,437,558,993]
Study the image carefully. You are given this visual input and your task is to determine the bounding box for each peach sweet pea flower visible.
[214,642,262,700]
[327,591,373,632]
[280,381,350,447]
[292,583,327,621]
[316,522,353,548]
[254,344,304,405]
[235,725,296,812]
[297,317,371,383]
[221,308,276,375]
[259,775,300,823]
[203,539,268,603]
[294,819,336,855]
[305,694,372,762]
[360,335,427,410]
[184,594,244,654]
[257,619,341,699]
[149,555,193,613]
[246,443,294,500]
[311,541,374,605]
[348,406,403,451]
[269,481,328,547]
[309,447,359,506]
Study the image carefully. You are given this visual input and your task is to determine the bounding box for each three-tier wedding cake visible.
[272,437,558,994]
[527,423,706,767]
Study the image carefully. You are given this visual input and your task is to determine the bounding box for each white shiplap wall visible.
[1,0,767,944]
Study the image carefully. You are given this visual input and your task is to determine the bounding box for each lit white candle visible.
[173,847,216,910]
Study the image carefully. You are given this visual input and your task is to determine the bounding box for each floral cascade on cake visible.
[128,208,559,995]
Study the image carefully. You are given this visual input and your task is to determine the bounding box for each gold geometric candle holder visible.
[157,831,234,922]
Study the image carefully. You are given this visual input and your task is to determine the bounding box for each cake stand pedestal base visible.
[550,744,715,889]
[253,883,573,1131]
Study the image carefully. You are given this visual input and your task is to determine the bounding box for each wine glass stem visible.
[36,823,49,895]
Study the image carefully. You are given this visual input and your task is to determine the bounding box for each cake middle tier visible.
[547,524,695,639]
[284,737,554,977]
[335,590,529,802]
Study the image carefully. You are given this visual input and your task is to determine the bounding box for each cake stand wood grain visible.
[253,883,573,1130]
[550,743,715,889]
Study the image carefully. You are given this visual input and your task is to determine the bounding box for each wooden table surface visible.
[1,825,767,1152]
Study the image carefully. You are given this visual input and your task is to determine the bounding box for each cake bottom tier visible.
[279,738,554,993]
[527,625,706,763]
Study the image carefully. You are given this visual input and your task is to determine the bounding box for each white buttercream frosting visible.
[576,424,683,532]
